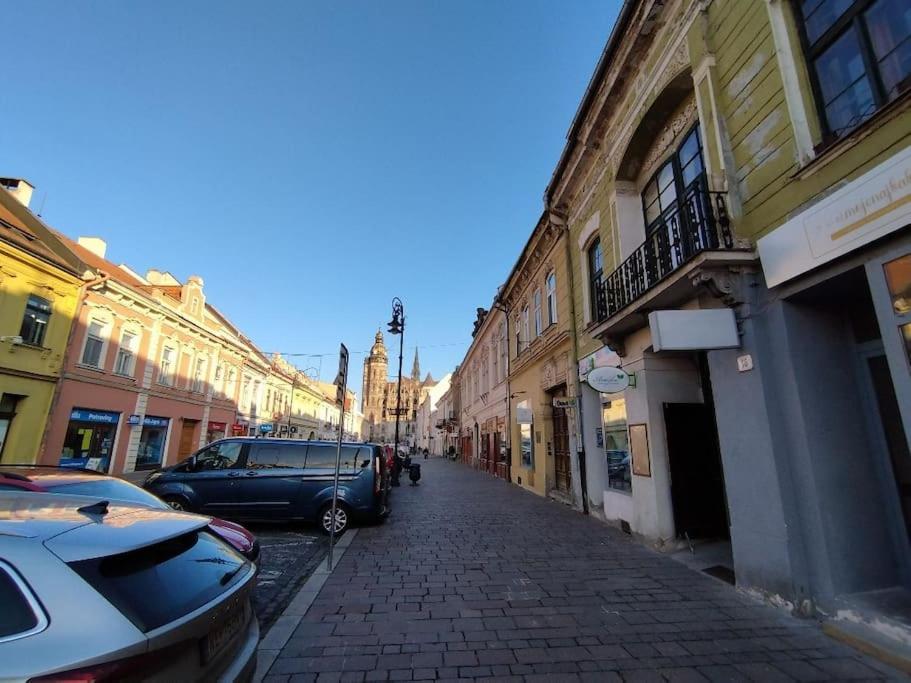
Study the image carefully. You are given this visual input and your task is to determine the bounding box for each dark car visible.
[0,466,260,562]
[143,438,389,534]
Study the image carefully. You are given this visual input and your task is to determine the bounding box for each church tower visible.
[411,347,420,381]
[362,330,388,426]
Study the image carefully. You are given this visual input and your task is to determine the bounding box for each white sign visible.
[516,405,533,424]
[737,354,754,372]
[649,309,740,351]
[759,145,911,288]
[587,366,630,393]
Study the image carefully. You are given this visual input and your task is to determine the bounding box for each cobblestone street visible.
[262,457,900,681]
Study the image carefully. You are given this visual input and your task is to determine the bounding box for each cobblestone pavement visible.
[251,523,328,632]
[263,457,902,681]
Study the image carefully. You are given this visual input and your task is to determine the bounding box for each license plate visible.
[201,601,247,664]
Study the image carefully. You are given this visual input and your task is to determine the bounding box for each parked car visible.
[0,491,258,682]
[144,438,389,534]
[0,466,259,562]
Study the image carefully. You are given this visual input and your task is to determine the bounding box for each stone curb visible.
[253,528,359,683]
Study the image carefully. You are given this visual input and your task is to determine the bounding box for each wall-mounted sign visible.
[516,401,533,425]
[128,414,141,425]
[208,421,227,432]
[70,408,120,424]
[141,416,169,428]
[232,423,247,435]
[759,144,911,288]
[552,397,577,409]
[259,424,274,434]
[587,366,630,393]
[630,423,650,477]
[578,346,622,381]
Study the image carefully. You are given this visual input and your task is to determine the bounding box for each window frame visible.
[158,344,177,386]
[521,305,530,352]
[795,0,911,141]
[587,239,603,320]
[80,318,109,370]
[545,272,557,326]
[19,294,52,348]
[191,354,207,393]
[113,329,139,377]
[533,289,543,337]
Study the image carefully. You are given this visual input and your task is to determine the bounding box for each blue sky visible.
[4,0,619,385]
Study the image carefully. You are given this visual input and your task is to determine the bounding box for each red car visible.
[0,466,259,562]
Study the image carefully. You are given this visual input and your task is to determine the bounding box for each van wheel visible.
[319,503,349,535]
[163,496,190,512]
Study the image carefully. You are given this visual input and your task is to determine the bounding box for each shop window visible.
[158,346,176,386]
[114,331,137,377]
[798,0,911,139]
[136,417,169,470]
[19,295,51,347]
[884,253,911,315]
[588,239,603,320]
[80,320,107,369]
[546,272,557,325]
[533,289,542,337]
[0,394,22,460]
[60,408,119,472]
[602,396,631,492]
[517,400,534,469]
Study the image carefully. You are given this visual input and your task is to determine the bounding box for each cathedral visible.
[361,330,436,445]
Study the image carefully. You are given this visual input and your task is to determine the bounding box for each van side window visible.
[248,443,306,469]
[305,445,359,473]
[195,442,242,470]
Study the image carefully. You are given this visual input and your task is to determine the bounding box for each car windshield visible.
[45,479,169,510]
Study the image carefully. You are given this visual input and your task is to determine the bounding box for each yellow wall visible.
[0,242,82,462]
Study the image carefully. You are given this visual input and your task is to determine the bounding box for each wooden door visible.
[552,402,571,492]
[178,420,199,459]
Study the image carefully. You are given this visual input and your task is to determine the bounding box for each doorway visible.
[664,356,729,540]
[551,387,571,493]
[178,419,199,460]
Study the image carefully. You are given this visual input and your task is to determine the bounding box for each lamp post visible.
[387,297,405,483]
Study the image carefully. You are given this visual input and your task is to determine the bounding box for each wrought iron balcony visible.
[594,177,732,322]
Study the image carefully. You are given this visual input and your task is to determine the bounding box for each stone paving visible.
[262,457,902,681]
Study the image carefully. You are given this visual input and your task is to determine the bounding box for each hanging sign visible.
[587,366,630,393]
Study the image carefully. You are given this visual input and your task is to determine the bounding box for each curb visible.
[253,529,359,683]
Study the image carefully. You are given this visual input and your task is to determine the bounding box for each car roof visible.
[0,491,203,544]
[217,438,380,447]
[0,466,109,488]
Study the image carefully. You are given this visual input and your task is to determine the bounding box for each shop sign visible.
[516,405,533,424]
[208,421,227,432]
[260,424,274,434]
[587,366,630,393]
[141,416,169,428]
[552,397,577,409]
[128,414,141,425]
[578,346,621,381]
[231,423,247,435]
[70,408,120,424]
[759,145,911,287]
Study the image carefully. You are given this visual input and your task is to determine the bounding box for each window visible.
[514,317,522,356]
[114,331,137,376]
[242,378,251,407]
[191,297,199,314]
[518,400,534,468]
[307,445,360,473]
[159,346,175,386]
[642,127,706,233]
[546,272,557,325]
[0,394,21,460]
[521,305,530,351]
[0,562,43,640]
[588,239,603,319]
[214,364,225,397]
[602,397,631,492]
[19,295,51,347]
[248,442,306,469]
[533,289,542,337]
[481,354,489,394]
[81,321,107,368]
[799,0,911,138]
[492,340,499,384]
[192,356,207,393]
[500,322,508,380]
[226,368,237,400]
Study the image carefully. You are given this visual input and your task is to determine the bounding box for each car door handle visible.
[245,471,258,477]
[227,471,242,478]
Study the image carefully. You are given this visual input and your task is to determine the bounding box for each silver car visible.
[0,491,258,682]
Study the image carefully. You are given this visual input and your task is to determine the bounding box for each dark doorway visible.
[551,387,571,493]
[664,400,729,540]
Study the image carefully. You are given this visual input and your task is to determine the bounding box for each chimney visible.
[0,178,35,208]
[77,237,107,259]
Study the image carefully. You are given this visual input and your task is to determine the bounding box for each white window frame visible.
[79,318,110,370]
[533,289,542,337]
[158,344,177,386]
[214,363,225,397]
[192,355,207,393]
[546,272,557,325]
[113,329,139,377]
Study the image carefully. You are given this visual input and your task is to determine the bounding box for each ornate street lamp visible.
[388,297,405,483]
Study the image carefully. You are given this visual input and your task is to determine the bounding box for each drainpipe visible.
[492,294,511,480]
[38,271,111,463]
[554,213,590,515]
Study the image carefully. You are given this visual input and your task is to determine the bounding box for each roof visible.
[53,230,148,290]
[0,195,81,276]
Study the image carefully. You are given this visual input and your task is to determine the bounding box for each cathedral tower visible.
[411,347,420,381]
[362,330,388,425]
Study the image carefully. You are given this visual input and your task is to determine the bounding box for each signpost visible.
[327,343,349,570]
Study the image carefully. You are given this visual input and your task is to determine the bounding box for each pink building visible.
[41,235,256,476]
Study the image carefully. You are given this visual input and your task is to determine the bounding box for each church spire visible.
[411,347,420,381]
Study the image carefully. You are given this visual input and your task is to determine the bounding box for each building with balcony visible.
[543,0,911,639]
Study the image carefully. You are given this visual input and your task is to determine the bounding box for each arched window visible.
[587,239,603,320]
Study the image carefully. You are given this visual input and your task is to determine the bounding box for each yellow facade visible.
[0,225,83,463]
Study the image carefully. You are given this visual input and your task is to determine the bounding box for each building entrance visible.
[551,386,571,493]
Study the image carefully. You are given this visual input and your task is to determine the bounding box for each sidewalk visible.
[259,458,902,681]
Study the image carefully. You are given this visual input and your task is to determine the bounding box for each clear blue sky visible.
[5,0,619,385]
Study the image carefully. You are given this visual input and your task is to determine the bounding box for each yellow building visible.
[501,212,582,506]
[0,180,85,463]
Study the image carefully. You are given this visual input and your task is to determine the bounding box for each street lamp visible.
[387,297,405,483]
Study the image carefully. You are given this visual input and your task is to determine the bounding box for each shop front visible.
[59,408,121,472]
[134,415,170,471]
[206,420,227,444]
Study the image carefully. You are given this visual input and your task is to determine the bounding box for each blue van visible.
[143,438,388,534]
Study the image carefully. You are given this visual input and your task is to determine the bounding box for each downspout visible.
[493,294,511,481]
[555,214,590,515]
[38,271,111,463]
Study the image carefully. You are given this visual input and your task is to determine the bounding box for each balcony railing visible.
[595,177,732,322]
